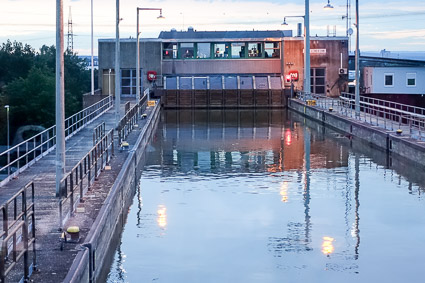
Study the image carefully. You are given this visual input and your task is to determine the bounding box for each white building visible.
[363,67,425,95]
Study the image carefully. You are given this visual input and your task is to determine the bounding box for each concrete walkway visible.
[0,98,150,282]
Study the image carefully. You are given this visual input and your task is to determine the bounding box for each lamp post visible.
[4,105,10,177]
[354,0,360,117]
[115,0,121,127]
[282,12,309,99]
[4,105,9,150]
[91,0,94,96]
[56,0,66,197]
[136,8,164,105]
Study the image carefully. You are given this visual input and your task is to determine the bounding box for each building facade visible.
[98,28,348,103]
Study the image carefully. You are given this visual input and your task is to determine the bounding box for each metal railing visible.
[295,91,425,140]
[0,181,36,283]
[58,129,114,230]
[117,93,148,146]
[0,96,114,187]
[93,122,106,146]
[339,92,425,138]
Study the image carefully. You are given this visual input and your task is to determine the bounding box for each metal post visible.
[136,8,141,106]
[5,105,10,177]
[56,0,66,197]
[91,0,94,96]
[304,0,311,99]
[115,0,121,127]
[354,0,360,117]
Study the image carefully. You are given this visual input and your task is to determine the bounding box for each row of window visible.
[163,42,280,60]
[384,73,416,87]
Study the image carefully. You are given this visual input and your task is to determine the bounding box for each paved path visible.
[0,98,149,282]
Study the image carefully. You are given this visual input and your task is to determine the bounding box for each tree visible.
[0,41,91,145]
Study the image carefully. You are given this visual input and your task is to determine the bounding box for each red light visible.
[285,75,292,83]
[285,129,292,146]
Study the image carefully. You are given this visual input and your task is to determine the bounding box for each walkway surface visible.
[0,98,153,282]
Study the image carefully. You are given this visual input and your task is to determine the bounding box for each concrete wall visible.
[64,102,161,283]
[98,39,163,95]
[289,99,425,167]
[283,38,349,97]
[364,66,425,94]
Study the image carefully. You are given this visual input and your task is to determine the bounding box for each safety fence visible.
[296,91,425,140]
[93,122,106,146]
[0,96,114,187]
[58,129,114,230]
[0,181,36,283]
[117,92,148,146]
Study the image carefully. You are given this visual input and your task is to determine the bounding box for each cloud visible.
[365,29,425,40]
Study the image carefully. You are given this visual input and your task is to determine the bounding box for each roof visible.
[158,29,292,41]
[349,55,425,68]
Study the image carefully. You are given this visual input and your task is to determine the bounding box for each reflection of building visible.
[98,28,348,102]
[153,110,348,175]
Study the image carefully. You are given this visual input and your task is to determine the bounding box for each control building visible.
[98,28,348,107]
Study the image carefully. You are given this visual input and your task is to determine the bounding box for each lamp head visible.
[157,10,165,19]
[281,17,288,26]
[4,105,9,109]
[324,0,334,9]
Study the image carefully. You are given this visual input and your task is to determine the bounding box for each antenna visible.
[67,6,74,53]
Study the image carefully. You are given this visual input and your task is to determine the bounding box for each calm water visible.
[106,110,425,283]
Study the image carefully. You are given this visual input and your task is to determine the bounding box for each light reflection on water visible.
[106,110,425,283]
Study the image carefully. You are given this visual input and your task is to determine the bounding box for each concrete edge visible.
[63,102,161,283]
[289,99,425,168]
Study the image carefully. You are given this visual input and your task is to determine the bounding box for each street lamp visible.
[136,8,164,105]
[282,8,310,99]
[323,0,334,9]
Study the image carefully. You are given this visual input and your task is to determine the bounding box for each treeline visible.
[0,40,92,145]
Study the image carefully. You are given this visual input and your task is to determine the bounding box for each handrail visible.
[0,96,114,187]
[294,91,425,139]
[117,93,148,146]
[0,181,36,282]
[58,129,114,230]
[93,122,106,146]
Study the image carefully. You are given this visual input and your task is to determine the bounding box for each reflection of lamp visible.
[322,236,335,255]
[157,205,167,229]
[280,182,289,203]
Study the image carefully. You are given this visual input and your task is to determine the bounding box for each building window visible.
[231,43,246,58]
[384,73,394,87]
[311,68,326,94]
[406,73,416,87]
[248,43,262,57]
[121,69,140,96]
[265,42,280,58]
[214,43,229,58]
[197,43,211,58]
[180,43,194,59]
[163,43,177,59]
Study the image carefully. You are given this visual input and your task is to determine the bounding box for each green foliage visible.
[0,40,91,144]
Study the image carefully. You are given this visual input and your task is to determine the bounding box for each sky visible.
[1,0,425,55]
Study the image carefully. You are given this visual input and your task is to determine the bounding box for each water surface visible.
[106,110,425,283]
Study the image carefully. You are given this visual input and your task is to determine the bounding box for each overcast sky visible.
[1,0,425,55]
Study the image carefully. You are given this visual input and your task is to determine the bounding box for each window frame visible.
[406,73,416,87]
[384,73,394,87]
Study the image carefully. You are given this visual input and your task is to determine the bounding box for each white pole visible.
[4,105,9,150]
[355,0,360,117]
[56,0,66,197]
[136,8,140,105]
[91,0,94,95]
[115,0,121,127]
[304,0,311,98]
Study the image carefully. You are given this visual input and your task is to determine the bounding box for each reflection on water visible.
[106,109,425,283]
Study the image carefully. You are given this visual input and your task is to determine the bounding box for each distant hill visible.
[361,50,425,61]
